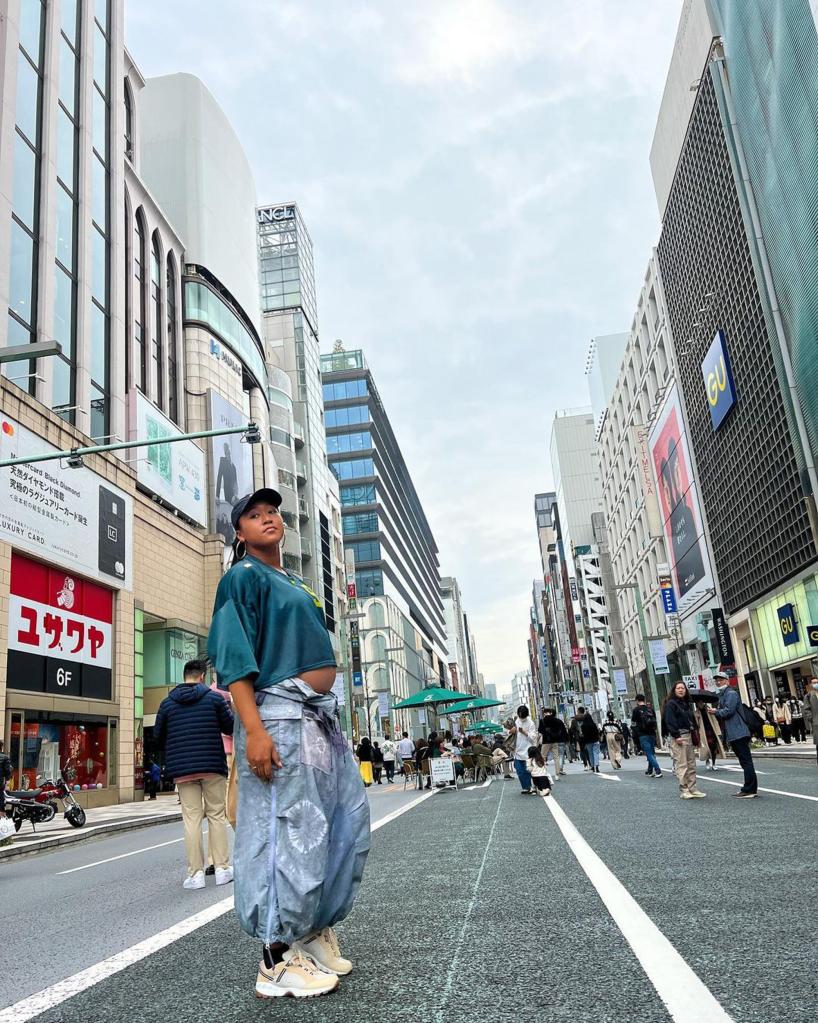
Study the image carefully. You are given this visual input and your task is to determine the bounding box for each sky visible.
[126,0,682,693]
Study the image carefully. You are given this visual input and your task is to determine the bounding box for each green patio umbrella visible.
[467,721,503,734]
[437,696,505,715]
[392,686,473,710]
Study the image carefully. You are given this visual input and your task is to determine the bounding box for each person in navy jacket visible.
[155,658,234,889]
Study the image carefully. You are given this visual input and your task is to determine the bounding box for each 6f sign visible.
[702,330,737,430]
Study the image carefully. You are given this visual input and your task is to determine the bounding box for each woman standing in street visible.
[602,713,624,769]
[662,682,706,799]
[772,696,792,744]
[787,694,806,743]
[356,736,374,787]
[208,489,370,1000]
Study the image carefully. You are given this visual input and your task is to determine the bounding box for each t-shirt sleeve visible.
[207,571,262,689]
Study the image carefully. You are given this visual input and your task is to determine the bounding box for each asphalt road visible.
[2,756,815,1023]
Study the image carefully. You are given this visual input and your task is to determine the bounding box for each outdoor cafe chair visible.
[460,752,476,782]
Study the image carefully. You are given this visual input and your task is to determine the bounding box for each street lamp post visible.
[615,582,662,715]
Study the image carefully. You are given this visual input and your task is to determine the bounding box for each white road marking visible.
[660,769,818,802]
[596,773,621,782]
[434,778,505,1020]
[542,796,734,1022]
[2,793,432,1023]
[717,765,767,775]
[8,814,180,851]
[58,837,184,874]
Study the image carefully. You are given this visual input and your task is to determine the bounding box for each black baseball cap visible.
[230,488,283,529]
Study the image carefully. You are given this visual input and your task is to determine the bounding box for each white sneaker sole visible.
[215,875,233,886]
[255,981,337,999]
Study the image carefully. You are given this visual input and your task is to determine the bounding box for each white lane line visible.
[595,773,621,782]
[2,794,432,1023]
[434,779,504,1021]
[58,837,184,875]
[542,796,734,1023]
[660,769,818,802]
[717,765,767,775]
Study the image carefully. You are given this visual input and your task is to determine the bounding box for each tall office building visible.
[321,346,448,663]
[256,203,345,634]
[650,0,818,701]
[441,575,481,694]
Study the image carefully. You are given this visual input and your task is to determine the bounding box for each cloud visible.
[125,0,682,688]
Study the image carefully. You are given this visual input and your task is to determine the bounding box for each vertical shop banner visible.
[711,607,735,664]
[649,639,669,675]
[777,603,799,646]
[648,385,714,615]
[0,414,133,589]
[702,330,738,431]
[377,691,390,719]
[632,425,663,536]
[130,392,206,525]
[613,668,628,694]
[7,552,113,699]
[207,391,254,546]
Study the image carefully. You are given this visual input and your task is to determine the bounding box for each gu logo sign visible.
[702,330,737,430]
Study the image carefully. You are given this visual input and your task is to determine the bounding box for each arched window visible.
[133,212,146,392]
[166,256,178,423]
[124,79,133,160]
[151,234,163,408]
[371,634,387,663]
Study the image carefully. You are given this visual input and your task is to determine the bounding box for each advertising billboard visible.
[131,392,206,526]
[0,414,133,589]
[648,385,714,616]
[8,552,113,700]
[207,391,254,546]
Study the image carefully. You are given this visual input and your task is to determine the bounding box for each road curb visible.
[0,812,183,862]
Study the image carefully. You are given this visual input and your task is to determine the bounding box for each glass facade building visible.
[321,348,448,656]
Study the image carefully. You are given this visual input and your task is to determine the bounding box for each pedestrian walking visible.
[356,736,374,787]
[575,708,601,772]
[538,708,568,779]
[761,696,779,745]
[772,696,792,744]
[510,705,538,794]
[619,719,632,758]
[602,712,624,769]
[154,658,235,889]
[569,712,589,769]
[631,694,663,778]
[662,682,706,799]
[787,695,806,743]
[0,739,11,818]
[371,741,384,784]
[527,746,552,797]
[146,759,161,799]
[381,737,396,782]
[706,672,758,797]
[207,488,369,999]
[802,678,818,765]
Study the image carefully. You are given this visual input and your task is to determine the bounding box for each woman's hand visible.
[246,726,282,782]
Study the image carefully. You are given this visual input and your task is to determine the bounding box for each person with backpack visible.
[787,694,806,743]
[631,694,662,779]
[602,712,624,769]
[706,672,758,797]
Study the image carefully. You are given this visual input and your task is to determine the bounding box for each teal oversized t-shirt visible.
[207,556,336,690]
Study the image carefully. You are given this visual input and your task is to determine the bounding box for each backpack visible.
[738,703,763,738]
[0,753,12,782]
[639,706,657,732]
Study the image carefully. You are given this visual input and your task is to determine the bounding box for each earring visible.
[236,540,246,560]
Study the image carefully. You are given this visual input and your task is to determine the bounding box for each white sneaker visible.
[255,950,339,999]
[183,870,205,890]
[296,926,353,975]
[215,866,233,886]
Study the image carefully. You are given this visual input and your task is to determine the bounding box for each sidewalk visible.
[656,741,816,762]
[0,794,182,861]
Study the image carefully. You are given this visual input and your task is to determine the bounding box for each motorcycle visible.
[32,774,87,828]
[5,774,87,832]
[5,792,56,833]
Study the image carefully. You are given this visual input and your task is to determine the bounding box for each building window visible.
[340,483,376,506]
[151,235,163,408]
[356,568,383,598]
[326,430,372,455]
[124,78,133,160]
[322,378,368,402]
[330,457,374,481]
[325,404,369,428]
[347,539,380,562]
[166,257,178,422]
[89,0,111,436]
[342,511,378,535]
[134,214,147,392]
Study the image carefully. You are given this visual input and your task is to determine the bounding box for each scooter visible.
[32,774,87,828]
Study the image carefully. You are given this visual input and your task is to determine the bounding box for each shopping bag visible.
[762,723,776,740]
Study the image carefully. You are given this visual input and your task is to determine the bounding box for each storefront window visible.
[9,712,113,790]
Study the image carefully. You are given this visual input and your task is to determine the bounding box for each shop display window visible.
[9,713,112,790]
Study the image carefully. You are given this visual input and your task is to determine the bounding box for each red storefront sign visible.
[7,552,113,699]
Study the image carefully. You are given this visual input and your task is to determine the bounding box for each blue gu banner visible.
[702,330,738,430]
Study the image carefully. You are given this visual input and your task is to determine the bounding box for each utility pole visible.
[616,583,662,716]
